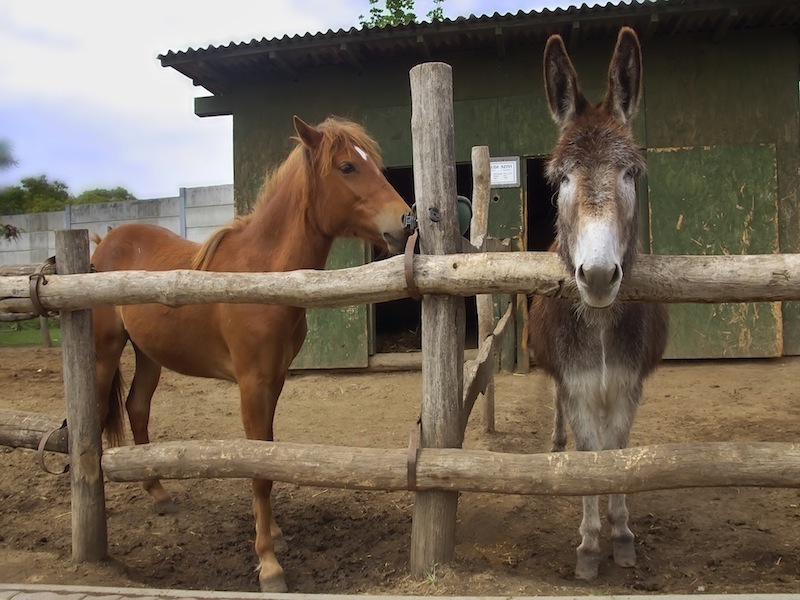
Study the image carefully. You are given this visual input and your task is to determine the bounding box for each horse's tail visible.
[104,368,127,447]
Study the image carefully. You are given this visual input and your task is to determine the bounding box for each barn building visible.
[159,0,800,369]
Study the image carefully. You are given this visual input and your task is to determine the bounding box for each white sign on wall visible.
[489,156,521,188]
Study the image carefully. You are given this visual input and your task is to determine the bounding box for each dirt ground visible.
[1,345,799,595]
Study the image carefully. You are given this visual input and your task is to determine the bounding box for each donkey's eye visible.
[623,168,636,182]
[340,163,356,175]
[560,174,570,186]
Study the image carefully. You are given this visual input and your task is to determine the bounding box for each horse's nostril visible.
[576,265,587,284]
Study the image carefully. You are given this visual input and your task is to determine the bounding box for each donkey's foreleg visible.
[569,402,604,580]
[608,494,635,567]
[605,389,640,569]
[576,495,602,580]
[551,384,567,452]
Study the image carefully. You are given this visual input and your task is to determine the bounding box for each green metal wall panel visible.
[290,238,369,369]
[225,28,799,364]
[647,144,780,358]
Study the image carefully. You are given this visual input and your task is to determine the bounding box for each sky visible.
[0,0,577,201]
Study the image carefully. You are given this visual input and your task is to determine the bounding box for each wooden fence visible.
[1,62,800,583]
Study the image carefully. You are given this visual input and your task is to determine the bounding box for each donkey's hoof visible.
[613,540,636,568]
[259,574,288,593]
[153,499,178,515]
[575,551,600,581]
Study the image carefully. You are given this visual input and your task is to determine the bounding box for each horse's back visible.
[92,223,199,272]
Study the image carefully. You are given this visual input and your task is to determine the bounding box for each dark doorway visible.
[526,157,557,251]
[374,164,478,353]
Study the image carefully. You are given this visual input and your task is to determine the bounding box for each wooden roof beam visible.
[568,20,581,52]
[193,60,230,94]
[712,8,738,43]
[416,34,432,61]
[339,42,363,72]
[641,13,659,41]
[494,27,506,59]
[269,50,298,78]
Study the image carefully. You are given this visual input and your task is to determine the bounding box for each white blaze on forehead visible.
[354,145,368,161]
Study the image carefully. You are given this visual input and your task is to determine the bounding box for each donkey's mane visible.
[191,117,383,271]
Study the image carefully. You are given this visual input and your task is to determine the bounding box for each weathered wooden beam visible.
[102,439,800,496]
[3,253,800,315]
[0,409,68,452]
[462,303,513,431]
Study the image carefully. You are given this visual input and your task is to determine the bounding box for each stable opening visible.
[374,164,478,354]
[526,156,557,252]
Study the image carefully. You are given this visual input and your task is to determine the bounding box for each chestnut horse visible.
[529,28,669,580]
[91,116,410,592]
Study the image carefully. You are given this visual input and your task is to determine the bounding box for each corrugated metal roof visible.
[159,0,800,95]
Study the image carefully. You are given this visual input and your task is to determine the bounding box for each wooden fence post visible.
[469,146,496,432]
[409,62,465,578]
[55,229,108,562]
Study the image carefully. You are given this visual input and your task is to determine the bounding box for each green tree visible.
[74,186,136,205]
[0,140,17,170]
[0,175,71,215]
[1,140,20,240]
[359,0,444,28]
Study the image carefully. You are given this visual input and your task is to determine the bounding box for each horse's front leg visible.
[239,374,288,593]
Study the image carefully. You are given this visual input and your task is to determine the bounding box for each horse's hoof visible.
[153,499,178,515]
[272,535,289,554]
[259,575,288,593]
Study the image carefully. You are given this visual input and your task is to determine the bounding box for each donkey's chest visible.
[560,329,641,411]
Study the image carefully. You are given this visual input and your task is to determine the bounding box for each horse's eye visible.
[340,163,356,175]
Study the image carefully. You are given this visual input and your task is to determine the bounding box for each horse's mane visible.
[191,116,383,271]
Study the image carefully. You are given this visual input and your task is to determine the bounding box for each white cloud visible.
[0,0,568,200]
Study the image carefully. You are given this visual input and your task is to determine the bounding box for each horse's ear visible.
[603,27,643,127]
[293,115,324,150]
[543,34,587,130]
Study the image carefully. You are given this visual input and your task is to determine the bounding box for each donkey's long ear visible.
[543,34,587,130]
[604,27,643,127]
[293,115,323,150]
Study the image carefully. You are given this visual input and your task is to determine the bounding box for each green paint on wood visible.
[647,143,780,358]
[290,238,369,369]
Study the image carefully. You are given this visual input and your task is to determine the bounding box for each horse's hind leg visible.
[94,305,128,442]
[127,344,174,513]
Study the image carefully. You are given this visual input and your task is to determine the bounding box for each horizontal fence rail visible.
[100,439,800,496]
[3,252,800,315]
